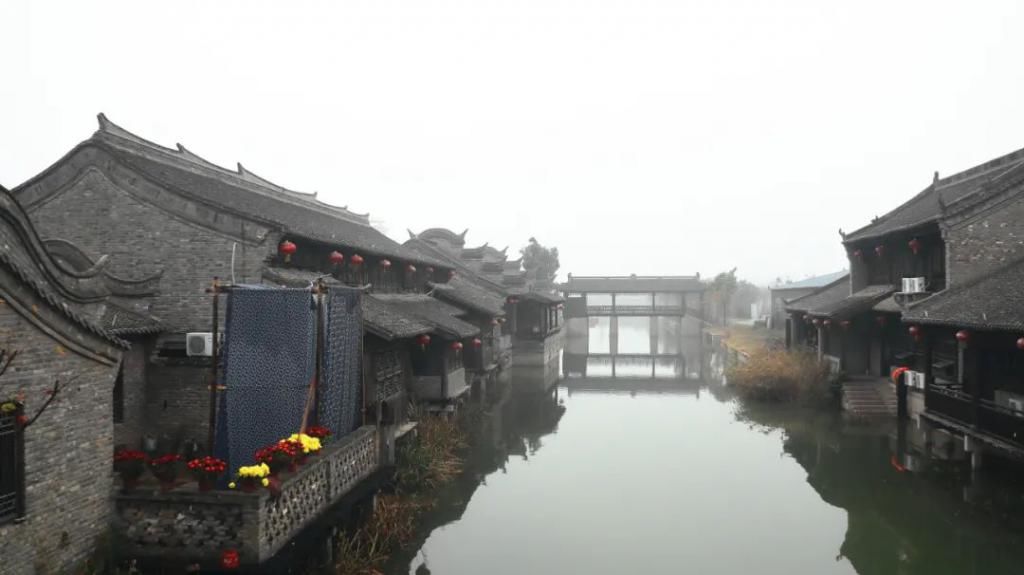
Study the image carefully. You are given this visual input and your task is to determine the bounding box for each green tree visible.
[711,268,738,325]
[520,237,560,283]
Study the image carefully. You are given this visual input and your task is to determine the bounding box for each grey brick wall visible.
[26,168,276,335]
[946,197,1024,285]
[0,306,120,575]
[113,342,150,449]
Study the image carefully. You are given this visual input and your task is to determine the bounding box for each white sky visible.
[2,1,1023,285]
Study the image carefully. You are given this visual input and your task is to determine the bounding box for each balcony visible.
[114,426,379,567]
[924,387,1024,449]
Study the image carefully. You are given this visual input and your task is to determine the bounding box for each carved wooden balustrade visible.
[114,426,379,566]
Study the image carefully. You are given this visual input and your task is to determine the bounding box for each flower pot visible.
[240,482,258,493]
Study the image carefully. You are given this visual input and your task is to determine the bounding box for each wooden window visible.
[113,364,125,424]
[0,405,26,525]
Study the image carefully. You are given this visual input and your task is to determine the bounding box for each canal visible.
[387,319,1024,575]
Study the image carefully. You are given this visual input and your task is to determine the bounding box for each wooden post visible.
[207,277,220,455]
[969,342,981,426]
[311,280,325,428]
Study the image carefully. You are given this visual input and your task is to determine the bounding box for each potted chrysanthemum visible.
[228,463,271,493]
[113,449,148,492]
[187,456,228,491]
[149,453,184,491]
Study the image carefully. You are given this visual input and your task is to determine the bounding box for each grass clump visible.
[334,415,469,575]
[727,349,835,405]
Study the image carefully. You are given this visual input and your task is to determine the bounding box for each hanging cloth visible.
[320,286,364,435]
[216,286,316,475]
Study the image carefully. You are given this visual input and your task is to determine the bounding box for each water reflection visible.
[388,334,1024,575]
[563,315,705,380]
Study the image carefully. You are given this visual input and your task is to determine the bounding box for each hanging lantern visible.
[328,251,344,266]
[909,325,921,341]
[407,264,417,273]
[221,549,241,570]
[812,318,822,326]
[416,334,431,350]
[840,320,851,330]
[1017,337,1024,351]
[507,296,519,305]
[823,319,832,328]
[16,414,29,427]
[472,338,482,349]
[875,245,885,257]
[909,238,922,255]
[852,249,863,261]
[955,330,970,344]
[490,318,500,326]
[876,315,887,327]
[380,259,392,270]
[426,266,435,274]
[448,270,456,280]
[497,317,506,324]
[451,341,464,352]
[278,240,297,262]
[350,254,364,266]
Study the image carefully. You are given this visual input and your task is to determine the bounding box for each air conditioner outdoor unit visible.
[1008,397,1024,416]
[186,332,216,357]
[904,370,925,390]
[902,277,926,294]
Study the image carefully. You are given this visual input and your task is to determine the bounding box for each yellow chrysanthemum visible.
[237,463,271,478]
[261,478,270,487]
[288,433,322,454]
[228,482,237,489]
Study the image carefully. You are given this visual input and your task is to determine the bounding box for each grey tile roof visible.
[100,302,162,336]
[564,276,704,293]
[771,270,848,291]
[371,294,480,339]
[362,295,433,340]
[903,257,1024,331]
[806,285,895,319]
[86,116,446,268]
[518,290,565,304]
[845,148,1024,243]
[0,186,128,348]
[784,277,851,314]
[428,276,506,317]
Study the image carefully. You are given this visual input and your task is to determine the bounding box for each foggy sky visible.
[3,0,1023,285]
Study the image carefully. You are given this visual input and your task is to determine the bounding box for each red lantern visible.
[490,318,500,326]
[426,266,435,274]
[876,315,887,327]
[507,296,519,305]
[823,319,832,327]
[451,341,464,352]
[955,330,970,344]
[416,334,431,350]
[852,249,863,261]
[328,251,344,266]
[448,270,456,280]
[221,549,240,570]
[16,414,28,427]
[472,338,482,349]
[840,320,851,330]
[875,245,885,257]
[812,318,821,326]
[350,254,364,266]
[909,238,921,255]
[1017,337,1024,351]
[380,259,392,269]
[909,325,921,341]
[278,240,297,262]
[407,264,417,273]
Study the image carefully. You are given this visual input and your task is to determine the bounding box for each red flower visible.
[15,414,28,427]
[114,449,147,463]
[306,426,332,439]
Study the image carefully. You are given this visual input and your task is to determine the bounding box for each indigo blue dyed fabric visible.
[218,286,316,475]
[321,287,363,435]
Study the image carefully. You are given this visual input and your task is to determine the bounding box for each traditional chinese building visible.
[11,114,452,450]
[0,185,127,574]
[769,270,847,330]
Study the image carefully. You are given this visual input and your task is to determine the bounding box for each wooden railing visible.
[584,305,685,316]
[926,387,1024,446]
[114,426,379,567]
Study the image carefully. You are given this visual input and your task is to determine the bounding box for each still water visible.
[389,321,1024,575]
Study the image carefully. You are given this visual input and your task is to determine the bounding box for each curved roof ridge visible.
[95,113,372,226]
[935,146,1024,188]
